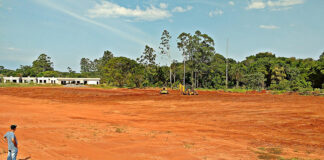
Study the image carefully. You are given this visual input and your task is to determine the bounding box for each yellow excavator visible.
[160,87,169,94]
[179,84,198,95]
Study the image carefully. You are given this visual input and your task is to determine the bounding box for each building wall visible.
[3,77,20,83]
[36,77,58,84]
[2,77,100,85]
[22,77,36,83]
[87,81,98,85]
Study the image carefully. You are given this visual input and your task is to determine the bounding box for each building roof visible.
[3,77,100,81]
[57,78,100,81]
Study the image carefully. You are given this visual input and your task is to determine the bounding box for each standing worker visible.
[3,125,18,160]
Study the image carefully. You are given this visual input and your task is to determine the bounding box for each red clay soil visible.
[0,87,323,160]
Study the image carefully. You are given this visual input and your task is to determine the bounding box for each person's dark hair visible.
[10,125,17,130]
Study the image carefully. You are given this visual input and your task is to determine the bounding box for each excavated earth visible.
[0,87,323,160]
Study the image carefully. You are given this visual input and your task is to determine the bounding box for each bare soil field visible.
[0,87,323,160]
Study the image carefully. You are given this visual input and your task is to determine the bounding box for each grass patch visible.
[266,148,282,155]
[256,151,280,160]
[255,147,319,160]
[271,90,288,95]
[256,147,282,159]
[115,127,125,133]
[226,88,254,93]
[195,88,219,91]
[183,142,194,149]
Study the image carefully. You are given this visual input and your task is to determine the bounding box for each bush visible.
[154,81,164,87]
[271,90,287,95]
[321,89,324,93]
[242,73,265,90]
[270,79,290,91]
[290,79,312,91]
[298,87,313,95]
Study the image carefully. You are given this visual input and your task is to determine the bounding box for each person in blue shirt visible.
[3,125,18,160]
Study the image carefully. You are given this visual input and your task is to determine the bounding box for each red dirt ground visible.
[0,87,323,160]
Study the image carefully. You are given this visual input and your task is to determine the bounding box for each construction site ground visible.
[0,87,323,160]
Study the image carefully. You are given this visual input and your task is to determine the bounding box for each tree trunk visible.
[170,66,172,88]
[183,60,186,86]
[192,70,194,89]
[194,72,197,88]
[173,73,176,86]
[236,80,239,88]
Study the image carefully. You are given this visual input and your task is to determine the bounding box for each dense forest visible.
[1,30,323,91]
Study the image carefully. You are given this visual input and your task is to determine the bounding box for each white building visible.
[3,76,21,83]
[36,77,58,84]
[22,77,36,83]
[57,78,100,85]
[2,76,100,85]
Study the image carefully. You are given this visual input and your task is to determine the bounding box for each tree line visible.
[1,30,323,91]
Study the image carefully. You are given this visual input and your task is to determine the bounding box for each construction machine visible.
[160,87,169,94]
[179,84,198,95]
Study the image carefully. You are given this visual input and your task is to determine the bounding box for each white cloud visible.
[159,3,168,9]
[87,1,171,21]
[6,47,20,51]
[259,25,279,29]
[209,9,224,17]
[246,0,266,10]
[172,6,193,13]
[229,1,235,6]
[267,0,304,7]
[270,6,292,11]
[247,0,304,10]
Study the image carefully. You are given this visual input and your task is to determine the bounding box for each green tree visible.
[67,67,76,77]
[309,53,324,88]
[229,62,245,88]
[104,57,138,87]
[130,65,145,88]
[80,58,93,73]
[320,52,324,61]
[242,52,275,87]
[137,45,157,87]
[16,65,36,77]
[37,71,60,77]
[32,54,54,73]
[137,45,156,66]
[271,66,286,84]
[93,50,114,77]
[242,72,265,90]
[159,30,172,87]
[192,30,215,88]
[177,32,193,86]
[208,53,226,88]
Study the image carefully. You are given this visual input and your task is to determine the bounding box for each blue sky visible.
[0,0,323,72]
